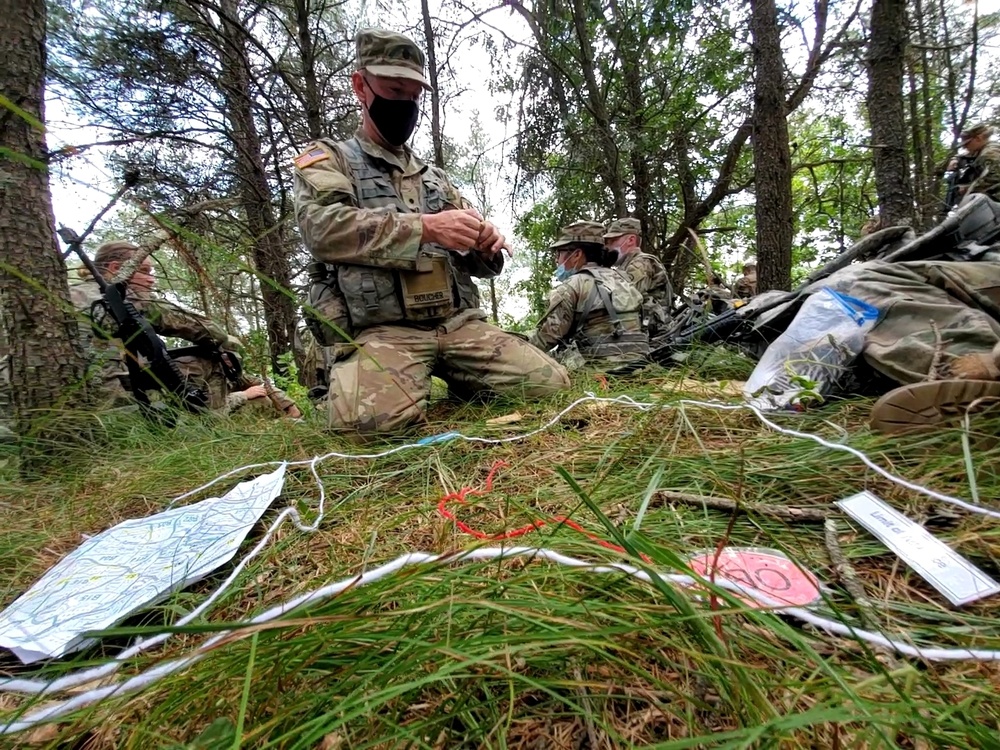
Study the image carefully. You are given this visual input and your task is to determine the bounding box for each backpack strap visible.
[564,272,602,345]
[593,278,624,338]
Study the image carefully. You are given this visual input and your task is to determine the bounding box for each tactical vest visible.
[314,137,483,332]
[571,268,649,361]
[620,251,672,335]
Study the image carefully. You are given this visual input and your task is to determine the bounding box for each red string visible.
[437,460,636,557]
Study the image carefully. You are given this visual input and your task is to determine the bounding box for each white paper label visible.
[837,490,1000,607]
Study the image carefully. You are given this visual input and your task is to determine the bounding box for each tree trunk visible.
[749,0,793,293]
[608,0,653,246]
[488,278,499,325]
[216,0,296,373]
[866,0,914,227]
[0,0,90,458]
[568,0,626,213]
[293,0,322,140]
[421,0,445,170]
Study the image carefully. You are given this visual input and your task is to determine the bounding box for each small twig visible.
[928,320,946,381]
[823,519,880,632]
[825,519,904,671]
[654,490,828,522]
[708,509,740,640]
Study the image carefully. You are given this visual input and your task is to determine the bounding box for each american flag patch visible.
[293,147,329,169]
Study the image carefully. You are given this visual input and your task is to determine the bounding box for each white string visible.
[1,394,644,696]
[681,398,1000,520]
[2,392,998,733]
[165,394,650,509]
[3,545,999,735]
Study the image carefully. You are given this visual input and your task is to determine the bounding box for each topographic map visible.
[0,465,286,664]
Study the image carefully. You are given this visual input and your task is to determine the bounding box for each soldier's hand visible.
[243,384,268,400]
[421,209,482,251]
[474,220,508,258]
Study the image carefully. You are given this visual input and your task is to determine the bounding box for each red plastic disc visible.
[688,547,821,608]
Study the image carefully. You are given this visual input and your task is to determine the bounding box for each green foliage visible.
[272,351,309,404]
[3,378,1000,747]
[513,200,561,326]
[788,112,877,271]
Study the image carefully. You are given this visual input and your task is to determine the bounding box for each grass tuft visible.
[2,363,1000,748]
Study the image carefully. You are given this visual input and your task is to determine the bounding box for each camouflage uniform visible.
[708,281,733,301]
[605,218,672,335]
[529,222,649,369]
[70,277,295,414]
[847,261,1000,384]
[168,353,297,415]
[967,144,1000,201]
[291,29,568,434]
[733,264,757,299]
[765,259,1000,386]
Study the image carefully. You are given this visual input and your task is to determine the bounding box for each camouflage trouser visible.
[843,261,1000,385]
[326,316,571,434]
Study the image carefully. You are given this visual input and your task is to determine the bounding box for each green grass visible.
[1,363,1000,748]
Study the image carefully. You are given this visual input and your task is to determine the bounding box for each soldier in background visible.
[292,28,568,435]
[604,217,672,336]
[707,273,733,301]
[732,261,757,299]
[72,241,300,417]
[960,123,1000,202]
[529,221,648,370]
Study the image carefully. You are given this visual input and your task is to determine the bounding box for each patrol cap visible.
[961,123,994,141]
[355,28,431,90]
[549,220,607,250]
[603,217,641,239]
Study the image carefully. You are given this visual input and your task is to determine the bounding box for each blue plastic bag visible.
[744,288,879,410]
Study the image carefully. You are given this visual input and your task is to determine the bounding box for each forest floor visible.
[1,348,999,749]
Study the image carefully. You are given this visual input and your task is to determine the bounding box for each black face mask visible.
[364,78,419,147]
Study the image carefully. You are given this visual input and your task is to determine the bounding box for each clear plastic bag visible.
[744,288,879,410]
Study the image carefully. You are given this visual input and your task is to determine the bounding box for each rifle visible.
[166,344,244,386]
[618,194,1000,376]
[58,182,209,424]
[944,154,976,212]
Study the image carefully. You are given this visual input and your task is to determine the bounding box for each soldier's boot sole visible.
[870,379,1000,435]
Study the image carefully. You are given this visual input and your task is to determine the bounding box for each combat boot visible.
[870,342,1000,433]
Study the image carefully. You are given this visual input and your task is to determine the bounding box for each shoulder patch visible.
[294,146,330,170]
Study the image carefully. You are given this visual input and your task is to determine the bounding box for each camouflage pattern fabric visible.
[968,144,1000,201]
[293,128,570,432]
[529,264,647,368]
[355,28,430,88]
[733,273,757,299]
[550,220,606,248]
[843,260,1000,385]
[171,354,296,415]
[326,316,569,433]
[766,259,1000,386]
[604,217,641,238]
[70,277,240,408]
[708,282,733,300]
[616,251,672,333]
[292,130,463,270]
